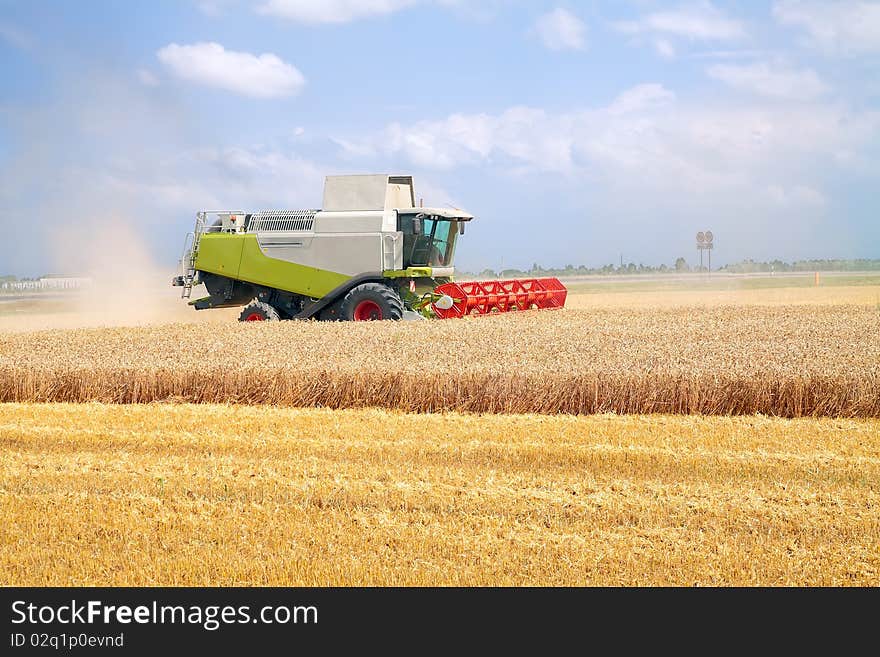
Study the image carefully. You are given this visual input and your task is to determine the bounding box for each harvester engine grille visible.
[248,209,318,232]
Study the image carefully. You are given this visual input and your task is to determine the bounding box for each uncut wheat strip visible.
[1,365,877,417]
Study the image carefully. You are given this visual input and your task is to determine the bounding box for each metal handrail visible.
[175,209,320,298]
[248,209,319,232]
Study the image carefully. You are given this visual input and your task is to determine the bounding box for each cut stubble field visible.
[2,403,878,586]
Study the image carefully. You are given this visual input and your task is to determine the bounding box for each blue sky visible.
[1,0,879,276]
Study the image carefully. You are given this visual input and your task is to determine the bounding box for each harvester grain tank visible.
[172,174,566,320]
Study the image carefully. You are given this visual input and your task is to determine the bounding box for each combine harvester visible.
[172,174,566,321]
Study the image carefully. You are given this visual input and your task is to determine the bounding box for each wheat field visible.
[1,403,877,586]
[2,284,878,586]
[563,280,880,309]
[1,305,877,416]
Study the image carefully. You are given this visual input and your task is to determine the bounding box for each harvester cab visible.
[172,174,566,321]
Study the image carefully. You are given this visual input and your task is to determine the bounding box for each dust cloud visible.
[0,218,236,332]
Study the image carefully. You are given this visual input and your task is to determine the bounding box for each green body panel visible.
[195,233,351,298]
[383,267,434,279]
[196,233,245,278]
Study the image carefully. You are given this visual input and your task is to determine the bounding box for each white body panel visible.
[255,209,402,275]
[322,174,415,212]
[247,174,468,277]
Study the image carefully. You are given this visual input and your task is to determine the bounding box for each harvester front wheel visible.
[239,300,281,322]
[340,283,404,321]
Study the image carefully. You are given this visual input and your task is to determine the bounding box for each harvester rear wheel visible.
[239,300,281,322]
[340,283,404,321]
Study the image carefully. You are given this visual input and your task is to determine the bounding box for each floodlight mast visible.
[696,230,714,276]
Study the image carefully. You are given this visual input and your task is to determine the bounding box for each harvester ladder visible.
[177,211,206,299]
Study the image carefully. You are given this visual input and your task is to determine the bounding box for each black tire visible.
[239,300,281,322]
[340,283,404,321]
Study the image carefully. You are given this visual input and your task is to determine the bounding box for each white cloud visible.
[607,83,676,114]
[773,1,880,54]
[157,42,305,98]
[689,49,765,60]
[0,21,32,50]
[766,183,827,208]
[433,0,501,22]
[329,85,880,267]
[615,2,745,43]
[346,106,576,171]
[190,146,326,207]
[258,0,416,24]
[654,39,676,58]
[334,83,879,212]
[196,0,236,17]
[706,62,828,100]
[137,69,159,87]
[533,8,587,51]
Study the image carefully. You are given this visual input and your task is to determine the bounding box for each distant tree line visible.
[717,259,880,273]
[0,274,68,282]
[460,258,880,278]
[4,257,878,284]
